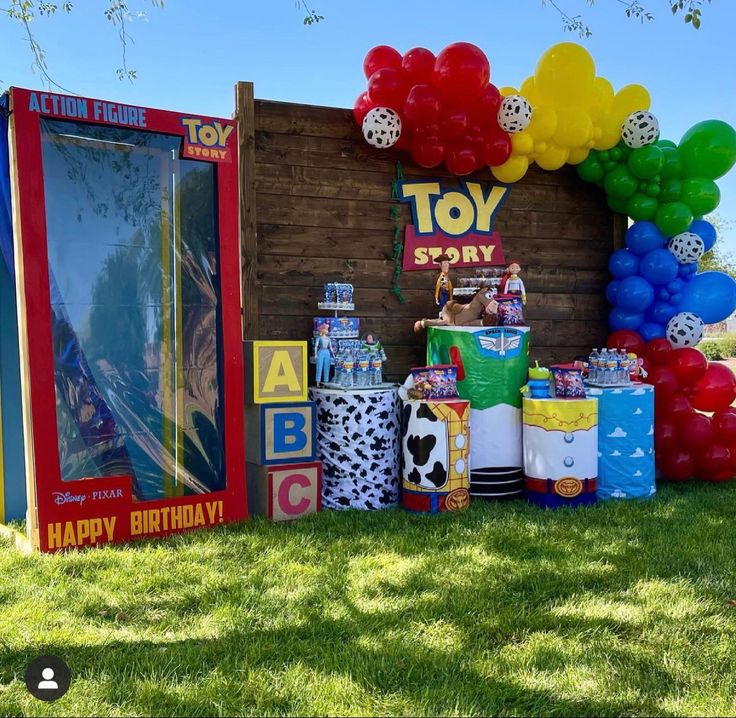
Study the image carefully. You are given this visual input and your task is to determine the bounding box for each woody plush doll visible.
[434,253,454,314]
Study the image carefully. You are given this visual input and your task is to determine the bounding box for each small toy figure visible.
[415,285,498,332]
[434,253,454,314]
[314,323,335,386]
[361,332,387,361]
[499,260,526,304]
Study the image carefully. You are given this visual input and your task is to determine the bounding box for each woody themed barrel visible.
[522,397,599,509]
[401,399,471,513]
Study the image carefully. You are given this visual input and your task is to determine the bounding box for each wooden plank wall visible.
[239,87,622,381]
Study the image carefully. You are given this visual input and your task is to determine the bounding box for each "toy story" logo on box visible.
[180,117,235,162]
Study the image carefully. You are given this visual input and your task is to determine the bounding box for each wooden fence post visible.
[235,81,259,339]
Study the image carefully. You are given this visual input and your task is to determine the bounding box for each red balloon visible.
[658,448,695,481]
[403,84,442,127]
[439,109,470,142]
[654,420,678,452]
[646,365,678,400]
[678,412,713,451]
[432,42,491,103]
[474,83,503,119]
[353,92,375,126]
[668,347,707,386]
[445,144,477,176]
[367,67,408,110]
[645,338,673,365]
[607,329,645,357]
[364,45,402,79]
[691,363,736,413]
[659,393,693,426]
[393,132,412,151]
[695,444,732,481]
[401,47,436,86]
[412,137,444,168]
[481,128,512,166]
[713,408,736,444]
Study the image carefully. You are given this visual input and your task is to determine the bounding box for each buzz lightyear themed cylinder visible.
[426,325,530,500]
[586,384,655,500]
[401,399,470,513]
[522,397,598,509]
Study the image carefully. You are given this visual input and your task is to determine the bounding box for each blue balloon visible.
[625,221,665,256]
[617,275,655,311]
[610,307,645,331]
[676,270,736,324]
[667,279,684,294]
[608,249,640,279]
[689,219,717,252]
[659,288,671,300]
[639,322,666,341]
[647,300,678,326]
[671,293,683,304]
[639,248,679,286]
[606,280,621,306]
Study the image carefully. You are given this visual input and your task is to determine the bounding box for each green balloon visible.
[679,120,736,180]
[610,148,622,162]
[599,150,611,162]
[626,193,659,221]
[577,157,604,183]
[608,195,629,214]
[656,139,677,149]
[616,140,633,160]
[628,145,665,180]
[655,201,693,237]
[646,183,661,198]
[680,177,721,215]
[604,164,638,199]
[660,146,683,179]
[660,178,682,202]
[604,160,618,173]
[638,181,649,191]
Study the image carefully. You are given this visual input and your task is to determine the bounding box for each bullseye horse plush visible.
[414,286,499,332]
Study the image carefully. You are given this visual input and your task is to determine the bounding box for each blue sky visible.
[2,0,735,249]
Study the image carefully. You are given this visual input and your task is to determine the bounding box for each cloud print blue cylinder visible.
[676,270,736,324]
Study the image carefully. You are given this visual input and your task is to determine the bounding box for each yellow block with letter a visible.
[244,340,307,404]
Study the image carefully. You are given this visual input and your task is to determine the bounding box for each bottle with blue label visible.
[355,353,371,387]
[371,357,383,386]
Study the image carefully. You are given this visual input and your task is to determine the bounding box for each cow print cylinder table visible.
[401,400,471,513]
[309,387,400,510]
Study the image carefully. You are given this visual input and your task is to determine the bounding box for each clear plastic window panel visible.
[40,118,225,500]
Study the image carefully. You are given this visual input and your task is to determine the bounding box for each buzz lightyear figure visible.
[314,323,335,386]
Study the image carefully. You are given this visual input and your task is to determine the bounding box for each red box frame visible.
[8,88,247,552]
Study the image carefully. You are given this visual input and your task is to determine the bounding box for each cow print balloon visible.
[621,110,660,149]
[362,107,402,148]
[666,311,704,348]
[497,95,532,134]
[668,232,705,265]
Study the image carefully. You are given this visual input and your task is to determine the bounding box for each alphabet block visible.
[244,341,307,404]
[245,402,316,465]
[246,461,322,521]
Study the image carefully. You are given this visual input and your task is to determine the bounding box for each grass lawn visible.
[2,482,736,717]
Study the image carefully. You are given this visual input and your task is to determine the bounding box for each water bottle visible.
[619,351,631,384]
[371,357,383,386]
[356,353,370,387]
[589,348,600,383]
[606,348,618,386]
[342,357,355,388]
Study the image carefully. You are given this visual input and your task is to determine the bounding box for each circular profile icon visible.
[24,655,71,701]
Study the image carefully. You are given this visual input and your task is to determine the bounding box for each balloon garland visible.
[355,40,736,484]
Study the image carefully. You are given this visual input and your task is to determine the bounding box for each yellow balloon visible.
[589,77,614,122]
[610,84,651,124]
[519,76,541,106]
[491,155,529,183]
[511,132,535,155]
[526,105,557,141]
[567,146,591,165]
[553,107,593,148]
[535,42,596,105]
[536,143,570,171]
[594,126,624,151]
[534,141,548,155]
[499,86,518,97]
